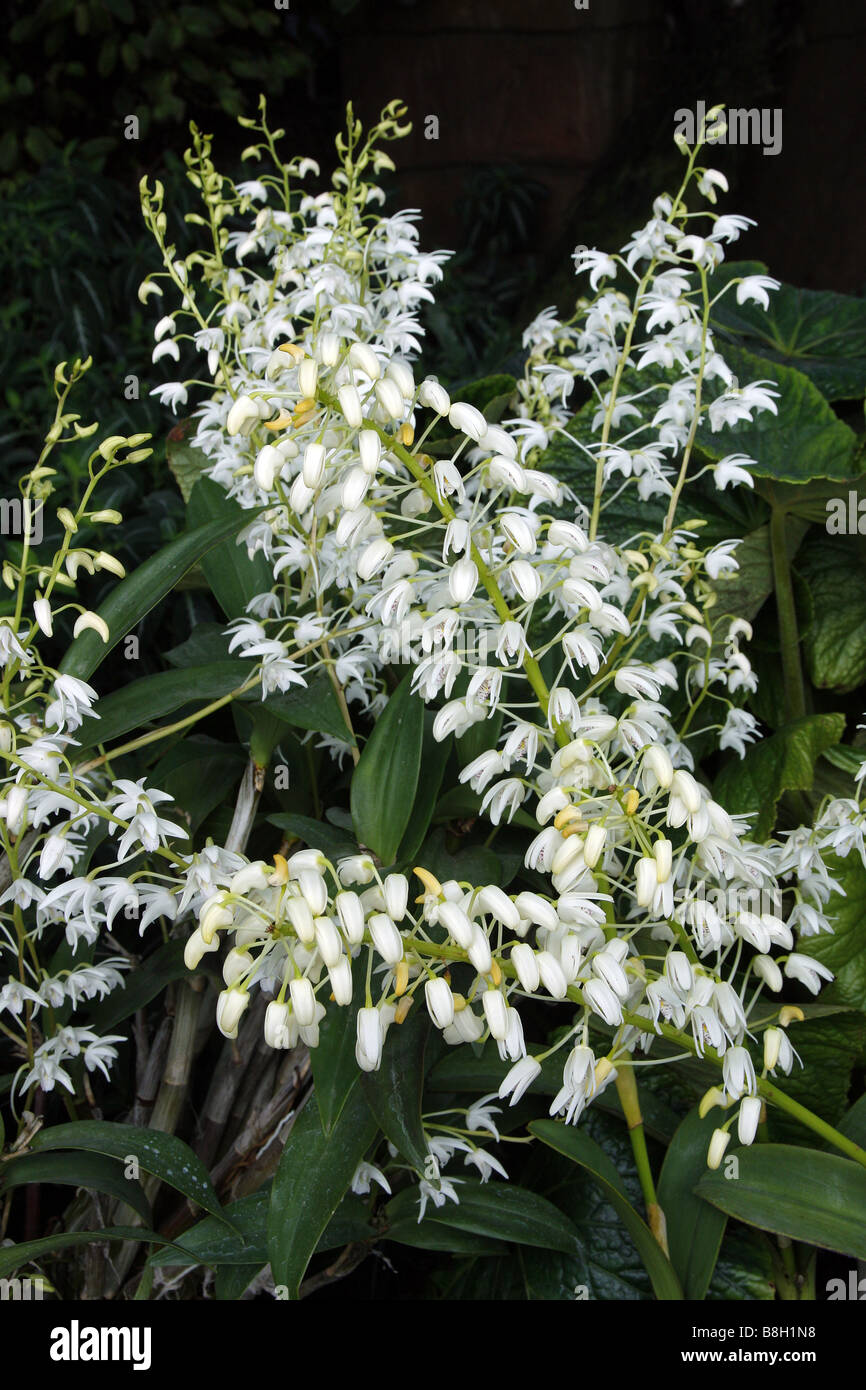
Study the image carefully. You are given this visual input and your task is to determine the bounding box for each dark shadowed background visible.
[1,0,862,472]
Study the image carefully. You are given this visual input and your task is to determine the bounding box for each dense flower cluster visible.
[3,104,864,1204]
[138,101,866,1177]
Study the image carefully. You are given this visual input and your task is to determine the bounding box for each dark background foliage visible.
[1,0,862,479]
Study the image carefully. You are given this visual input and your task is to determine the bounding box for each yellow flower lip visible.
[413,866,443,898]
[278,342,305,360]
[394,961,410,997]
[779,1005,805,1027]
[269,853,289,884]
[264,413,293,431]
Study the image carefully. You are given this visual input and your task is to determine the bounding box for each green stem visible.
[615,1065,668,1252]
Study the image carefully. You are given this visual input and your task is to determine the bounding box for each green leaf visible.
[530,1119,683,1300]
[30,1122,230,1229]
[711,264,866,402]
[384,1177,582,1255]
[150,737,247,836]
[79,661,249,748]
[696,1145,866,1260]
[838,1094,866,1152]
[58,512,261,681]
[707,1228,775,1300]
[801,854,866,1012]
[311,955,366,1134]
[0,1150,151,1225]
[260,671,351,739]
[316,1192,378,1251]
[0,1227,193,1280]
[187,476,273,620]
[695,343,861,484]
[265,812,355,863]
[350,672,423,864]
[796,533,866,693]
[215,1264,264,1300]
[384,1217,507,1255]
[150,1189,268,1268]
[396,715,450,863]
[714,713,845,840]
[360,1003,430,1174]
[656,1107,727,1299]
[164,623,232,668]
[166,424,209,502]
[87,939,188,1031]
[268,1084,378,1299]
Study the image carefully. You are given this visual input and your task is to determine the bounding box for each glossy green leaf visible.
[696,1145,866,1260]
[396,714,450,863]
[149,1188,268,1268]
[149,737,247,837]
[384,1177,582,1256]
[384,1218,507,1255]
[714,713,845,840]
[0,1226,193,1279]
[797,534,866,693]
[350,672,423,864]
[268,1085,378,1298]
[266,812,356,863]
[187,476,272,620]
[360,1004,430,1174]
[166,426,209,502]
[656,1107,727,1300]
[530,1119,683,1300]
[694,343,861,484]
[59,512,261,681]
[711,262,866,402]
[78,661,249,749]
[428,1039,560,1097]
[0,1150,151,1225]
[260,671,351,740]
[311,955,366,1134]
[30,1121,230,1228]
[801,854,866,1012]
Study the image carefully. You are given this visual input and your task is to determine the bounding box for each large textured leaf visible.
[384,1178,582,1256]
[0,1150,151,1225]
[694,343,860,484]
[801,854,866,1012]
[187,475,272,620]
[696,1145,866,1260]
[360,1004,430,1174]
[80,661,249,748]
[30,1121,229,1228]
[268,1085,378,1299]
[711,263,866,402]
[796,534,866,693]
[350,672,423,863]
[58,512,260,681]
[530,1119,683,1300]
[714,713,845,840]
[657,1108,727,1299]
